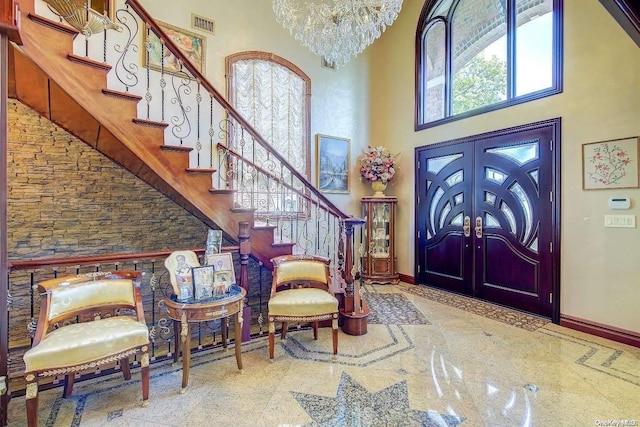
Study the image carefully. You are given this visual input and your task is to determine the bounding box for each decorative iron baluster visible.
[113,7,139,92]
[169,68,193,145]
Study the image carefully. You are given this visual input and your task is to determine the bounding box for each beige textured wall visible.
[368,0,640,332]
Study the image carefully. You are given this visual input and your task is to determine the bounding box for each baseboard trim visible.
[398,273,414,284]
[560,314,640,348]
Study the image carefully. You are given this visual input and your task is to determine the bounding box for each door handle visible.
[463,216,471,237]
[475,216,483,238]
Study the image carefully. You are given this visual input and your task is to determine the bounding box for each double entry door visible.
[415,120,560,319]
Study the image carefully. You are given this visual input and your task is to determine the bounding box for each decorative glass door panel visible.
[416,122,557,318]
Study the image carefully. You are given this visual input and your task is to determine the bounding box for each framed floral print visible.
[144,21,206,75]
[582,136,639,190]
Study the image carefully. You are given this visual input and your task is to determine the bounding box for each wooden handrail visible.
[7,246,239,272]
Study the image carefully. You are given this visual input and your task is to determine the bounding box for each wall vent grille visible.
[191,14,215,35]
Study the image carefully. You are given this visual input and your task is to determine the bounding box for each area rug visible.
[398,283,549,331]
[363,292,431,325]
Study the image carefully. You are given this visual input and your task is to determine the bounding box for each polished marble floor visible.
[7,284,640,426]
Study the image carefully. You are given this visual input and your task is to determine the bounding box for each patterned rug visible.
[364,292,431,325]
[398,283,549,331]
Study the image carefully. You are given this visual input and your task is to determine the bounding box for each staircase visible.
[8,0,354,273]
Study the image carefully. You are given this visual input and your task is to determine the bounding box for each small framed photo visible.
[213,271,233,296]
[582,136,639,190]
[192,265,215,300]
[316,134,350,194]
[205,253,236,284]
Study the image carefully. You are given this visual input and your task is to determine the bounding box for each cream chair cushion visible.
[268,288,338,317]
[23,316,149,372]
[274,260,329,284]
[48,279,136,319]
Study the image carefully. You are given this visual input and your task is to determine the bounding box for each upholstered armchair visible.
[22,271,150,427]
[268,255,339,359]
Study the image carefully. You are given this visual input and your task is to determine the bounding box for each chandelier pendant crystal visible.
[272,0,403,67]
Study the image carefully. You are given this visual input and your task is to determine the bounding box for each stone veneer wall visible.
[6,99,212,259]
[6,99,272,337]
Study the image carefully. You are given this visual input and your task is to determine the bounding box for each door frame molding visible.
[414,118,561,323]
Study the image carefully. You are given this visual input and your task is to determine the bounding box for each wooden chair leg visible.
[268,319,275,359]
[332,317,338,355]
[120,357,132,380]
[281,321,288,339]
[25,376,39,427]
[313,321,319,340]
[141,350,150,406]
[63,373,75,398]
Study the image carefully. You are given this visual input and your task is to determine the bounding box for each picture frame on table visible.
[582,136,639,190]
[316,134,350,194]
[143,20,206,75]
[191,265,215,301]
[205,229,223,255]
[205,253,236,285]
[213,271,233,296]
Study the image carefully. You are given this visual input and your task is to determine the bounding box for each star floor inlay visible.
[291,372,464,427]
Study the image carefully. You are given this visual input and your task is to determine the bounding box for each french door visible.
[415,120,560,319]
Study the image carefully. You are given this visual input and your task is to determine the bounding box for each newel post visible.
[238,221,251,342]
[339,217,369,336]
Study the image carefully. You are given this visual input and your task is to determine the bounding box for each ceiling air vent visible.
[191,13,215,35]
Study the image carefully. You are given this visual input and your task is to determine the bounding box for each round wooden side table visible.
[164,286,246,392]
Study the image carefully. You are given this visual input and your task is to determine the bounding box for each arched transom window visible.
[226,51,311,180]
[416,0,562,129]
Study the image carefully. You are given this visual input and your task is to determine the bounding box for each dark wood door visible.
[416,121,559,318]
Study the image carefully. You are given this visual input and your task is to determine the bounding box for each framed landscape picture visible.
[316,134,350,193]
[582,136,639,190]
[144,21,206,75]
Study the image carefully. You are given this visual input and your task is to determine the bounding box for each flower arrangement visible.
[359,146,398,183]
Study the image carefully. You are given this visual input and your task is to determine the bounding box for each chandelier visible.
[43,0,120,38]
[272,0,403,67]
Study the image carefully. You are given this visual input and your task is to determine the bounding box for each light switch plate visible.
[604,214,636,228]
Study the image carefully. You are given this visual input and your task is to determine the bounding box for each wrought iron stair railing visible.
[32,0,356,280]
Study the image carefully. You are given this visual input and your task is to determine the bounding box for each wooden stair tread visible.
[28,13,78,36]
[102,89,143,102]
[186,167,216,173]
[67,54,111,71]
[132,118,169,128]
[160,144,192,153]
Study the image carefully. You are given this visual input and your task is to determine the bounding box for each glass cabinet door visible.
[369,202,390,258]
[362,197,398,284]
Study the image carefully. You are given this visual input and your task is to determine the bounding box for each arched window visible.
[225,52,311,180]
[416,0,562,129]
